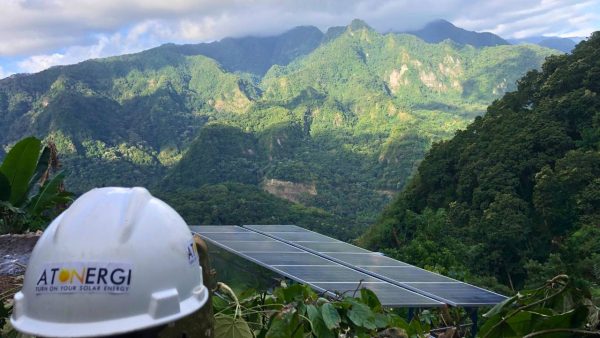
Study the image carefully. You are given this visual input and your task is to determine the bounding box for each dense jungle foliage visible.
[360,32,600,295]
[0,137,72,234]
[210,275,600,337]
[0,20,556,236]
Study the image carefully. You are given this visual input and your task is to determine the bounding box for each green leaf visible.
[32,145,50,184]
[306,304,320,323]
[214,314,253,338]
[266,312,303,338]
[532,306,590,337]
[212,295,230,312]
[0,172,10,201]
[0,137,42,206]
[360,288,382,312]
[374,313,389,329]
[506,311,533,336]
[26,172,71,216]
[307,305,334,338]
[274,283,311,303]
[408,316,430,337]
[347,300,377,330]
[0,200,24,214]
[321,302,341,330]
[387,314,410,330]
[479,313,518,338]
[484,293,518,318]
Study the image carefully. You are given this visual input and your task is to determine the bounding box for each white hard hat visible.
[11,187,208,337]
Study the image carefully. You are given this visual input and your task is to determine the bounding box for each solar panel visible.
[404,283,505,307]
[190,225,248,233]
[216,240,304,253]
[191,225,443,307]
[243,224,307,232]
[296,242,372,253]
[200,232,271,241]
[366,267,455,283]
[243,252,338,266]
[267,231,337,242]
[326,253,409,267]
[312,282,443,307]
[244,224,506,307]
[274,265,381,283]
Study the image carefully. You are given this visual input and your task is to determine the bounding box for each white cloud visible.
[15,20,172,73]
[1,0,599,74]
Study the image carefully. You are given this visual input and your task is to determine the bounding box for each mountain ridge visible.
[0,19,558,236]
[407,19,509,47]
[509,36,580,53]
[2,18,571,81]
[359,32,600,289]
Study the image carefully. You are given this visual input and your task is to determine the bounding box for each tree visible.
[0,137,72,233]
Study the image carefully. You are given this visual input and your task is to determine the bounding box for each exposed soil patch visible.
[0,233,39,296]
[262,179,317,203]
[0,275,20,297]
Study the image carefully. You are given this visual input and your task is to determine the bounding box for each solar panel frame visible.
[243,252,338,266]
[365,266,456,283]
[274,265,382,283]
[190,225,249,233]
[264,231,339,242]
[244,224,507,307]
[191,225,444,307]
[311,282,447,307]
[200,232,273,241]
[293,241,373,253]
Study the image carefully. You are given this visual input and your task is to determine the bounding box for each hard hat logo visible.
[187,240,199,265]
[35,262,133,294]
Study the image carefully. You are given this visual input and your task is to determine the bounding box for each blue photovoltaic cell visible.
[245,224,507,307]
[326,253,409,267]
[404,283,506,306]
[243,252,338,266]
[298,241,372,253]
[267,231,336,242]
[366,267,455,283]
[274,265,380,283]
[200,232,271,242]
[312,282,442,307]
[219,240,303,253]
[191,225,443,307]
[244,224,307,232]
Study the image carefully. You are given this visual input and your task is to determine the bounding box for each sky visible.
[0,0,598,79]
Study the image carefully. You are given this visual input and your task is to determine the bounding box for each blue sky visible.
[0,0,598,79]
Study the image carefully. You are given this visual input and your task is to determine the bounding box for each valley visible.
[0,19,557,238]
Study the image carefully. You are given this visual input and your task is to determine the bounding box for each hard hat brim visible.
[11,285,209,338]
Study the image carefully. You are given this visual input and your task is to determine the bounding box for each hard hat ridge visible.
[119,187,152,243]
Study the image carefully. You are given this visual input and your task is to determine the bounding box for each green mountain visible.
[538,37,577,53]
[359,32,600,290]
[161,25,324,76]
[510,36,580,53]
[407,19,509,47]
[0,20,557,237]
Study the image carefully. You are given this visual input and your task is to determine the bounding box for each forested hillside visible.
[0,20,556,237]
[360,32,600,292]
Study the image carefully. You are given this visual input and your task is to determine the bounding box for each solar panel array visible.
[244,224,506,307]
[190,225,506,307]
[190,226,443,307]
